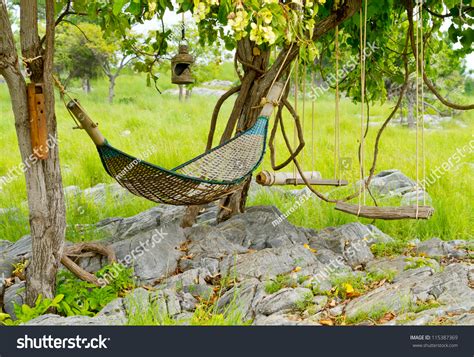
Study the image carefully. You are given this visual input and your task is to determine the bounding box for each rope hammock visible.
[62,82,284,206]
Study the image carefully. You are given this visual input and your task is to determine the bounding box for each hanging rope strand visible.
[415,0,420,218]
[311,70,316,173]
[420,0,426,206]
[293,59,299,180]
[358,0,368,214]
[335,24,341,181]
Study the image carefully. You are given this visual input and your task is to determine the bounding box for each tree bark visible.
[82,77,91,93]
[0,0,66,305]
[108,75,116,104]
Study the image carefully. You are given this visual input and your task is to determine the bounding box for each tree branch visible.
[406,0,474,111]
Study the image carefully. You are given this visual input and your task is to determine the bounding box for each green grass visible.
[0,68,473,243]
[264,274,298,294]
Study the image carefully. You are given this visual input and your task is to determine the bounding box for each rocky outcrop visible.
[1,190,471,326]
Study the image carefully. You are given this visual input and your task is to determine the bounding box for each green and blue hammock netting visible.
[97,116,269,205]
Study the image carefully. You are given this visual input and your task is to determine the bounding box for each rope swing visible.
[335,0,434,220]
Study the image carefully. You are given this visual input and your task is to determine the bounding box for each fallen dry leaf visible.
[303,243,317,253]
[319,319,334,326]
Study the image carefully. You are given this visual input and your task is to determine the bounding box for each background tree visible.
[55,22,104,93]
[55,22,135,102]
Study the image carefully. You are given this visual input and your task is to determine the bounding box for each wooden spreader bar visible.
[256,170,348,187]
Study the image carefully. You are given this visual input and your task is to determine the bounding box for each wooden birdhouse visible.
[171,44,194,85]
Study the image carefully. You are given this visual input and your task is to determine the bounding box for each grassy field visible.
[0,67,473,243]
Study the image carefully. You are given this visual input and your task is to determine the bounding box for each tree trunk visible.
[407,95,415,128]
[0,0,66,305]
[82,77,91,93]
[108,75,116,104]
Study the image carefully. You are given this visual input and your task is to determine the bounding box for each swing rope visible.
[415,0,427,217]
[357,0,368,215]
[335,23,341,182]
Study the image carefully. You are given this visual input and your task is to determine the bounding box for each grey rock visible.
[97,206,185,243]
[328,304,344,317]
[368,170,416,196]
[123,288,152,317]
[389,303,472,326]
[64,185,81,197]
[416,238,468,259]
[180,293,198,312]
[308,223,375,267]
[180,225,248,271]
[82,183,132,205]
[24,313,123,326]
[217,278,266,321]
[202,80,233,88]
[219,245,325,279]
[345,283,415,321]
[4,235,31,260]
[393,266,435,283]
[346,263,473,321]
[366,256,408,277]
[192,87,227,97]
[401,190,432,206]
[4,281,26,319]
[446,313,474,325]
[161,268,211,290]
[96,298,127,324]
[157,268,213,300]
[366,256,439,281]
[256,287,312,316]
[216,206,308,250]
[366,225,395,245]
[411,264,473,306]
[253,313,316,326]
[150,289,182,317]
[312,295,328,312]
[0,240,12,251]
[0,253,14,290]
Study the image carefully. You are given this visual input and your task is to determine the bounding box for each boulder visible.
[75,206,187,284]
[179,225,248,272]
[159,268,214,300]
[217,278,266,321]
[308,222,375,267]
[219,245,325,279]
[416,238,468,259]
[3,281,26,319]
[24,313,124,326]
[3,235,31,260]
[256,287,312,316]
[0,253,14,290]
[368,170,416,196]
[401,190,432,206]
[253,313,316,326]
[215,206,308,250]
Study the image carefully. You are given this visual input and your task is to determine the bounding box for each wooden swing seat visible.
[335,202,434,220]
